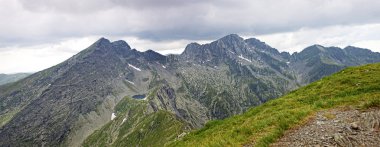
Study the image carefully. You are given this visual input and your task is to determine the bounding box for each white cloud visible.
[255,23,380,53]
[352,40,380,51]
[0,37,98,73]
[1,0,380,43]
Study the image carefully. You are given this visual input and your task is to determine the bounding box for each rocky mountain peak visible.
[82,38,133,58]
[185,42,201,49]
[112,40,131,49]
[143,49,167,62]
[344,45,359,49]
[300,45,349,57]
[93,37,111,47]
[182,42,201,54]
[181,34,280,62]
[343,46,380,62]
[245,37,281,55]
[214,34,259,56]
[216,34,244,44]
[344,46,372,53]
[245,37,267,47]
[180,42,203,59]
[297,44,326,55]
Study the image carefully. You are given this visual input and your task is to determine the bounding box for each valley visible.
[0,34,379,146]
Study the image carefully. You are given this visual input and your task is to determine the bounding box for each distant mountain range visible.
[0,34,379,146]
[0,73,31,85]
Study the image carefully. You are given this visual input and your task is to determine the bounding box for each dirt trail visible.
[271,108,380,147]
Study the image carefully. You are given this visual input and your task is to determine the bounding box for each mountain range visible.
[0,73,31,86]
[171,62,380,146]
[0,34,379,146]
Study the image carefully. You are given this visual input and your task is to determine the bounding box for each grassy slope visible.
[170,63,380,146]
[82,97,187,147]
[112,110,186,146]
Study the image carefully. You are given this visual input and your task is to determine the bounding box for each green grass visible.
[83,96,187,147]
[360,98,380,109]
[82,97,148,147]
[113,110,186,147]
[0,108,20,128]
[170,63,380,147]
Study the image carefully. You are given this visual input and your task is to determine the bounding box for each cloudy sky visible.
[1,0,380,73]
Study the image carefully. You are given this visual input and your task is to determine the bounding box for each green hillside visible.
[170,63,380,146]
[83,97,187,147]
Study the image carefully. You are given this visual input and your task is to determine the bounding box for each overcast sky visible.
[1,0,380,73]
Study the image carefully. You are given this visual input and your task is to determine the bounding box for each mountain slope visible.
[82,96,188,147]
[170,63,380,146]
[178,34,298,120]
[0,34,379,146]
[290,45,380,85]
[0,73,31,85]
[0,38,175,146]
[80,36,380,146]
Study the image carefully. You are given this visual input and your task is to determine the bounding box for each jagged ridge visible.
[0,34,379,146]
[171,63,380,146]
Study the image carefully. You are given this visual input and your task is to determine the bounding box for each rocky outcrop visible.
[272,108,380,147]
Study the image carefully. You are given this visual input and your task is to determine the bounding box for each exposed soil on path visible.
[271,108,380,147]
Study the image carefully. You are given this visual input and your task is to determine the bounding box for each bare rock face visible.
[272,109,380,147]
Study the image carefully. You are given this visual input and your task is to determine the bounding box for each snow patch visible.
[286,61,290,64]
[228,50,235,54]
[138,96,147,101]
[162,65,166,69]
[122,118,127,123]
[126,80,134,85]
[111,113,116,120]
[128,64,141,71]
[238,55,252,63]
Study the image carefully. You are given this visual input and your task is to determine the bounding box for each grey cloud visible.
[19,0,114,13]
[111,0,210,9]
[2,0,380,46]
[18,0,209,13]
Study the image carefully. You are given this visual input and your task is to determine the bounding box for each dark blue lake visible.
[132,94,146,99]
